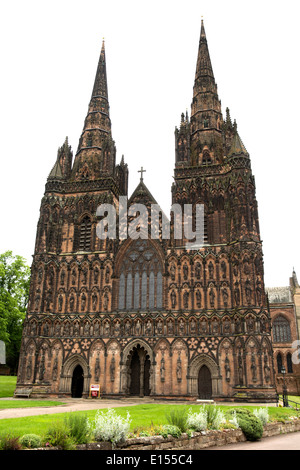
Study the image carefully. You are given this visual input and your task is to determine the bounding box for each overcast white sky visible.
[0,0,299,288]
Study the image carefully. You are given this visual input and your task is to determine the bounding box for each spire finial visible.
[138,166,146,182]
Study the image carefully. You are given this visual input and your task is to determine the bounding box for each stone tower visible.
[15,22,277,402]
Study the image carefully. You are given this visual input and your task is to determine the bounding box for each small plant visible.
[165,407,188,432]
[228,410,240,429]
[161,424,182,438]
[205,404,226,430]
[44,420,76,450]
[187,407,207,431]
[253,407,269,426]
[91,408,131,446]
[0,434,22,450]
[20,434,42,449]
[64,412,91,444]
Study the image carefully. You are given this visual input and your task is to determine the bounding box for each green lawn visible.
[0,403,299,439]
[0,376,63,408]
[0,376,17,398]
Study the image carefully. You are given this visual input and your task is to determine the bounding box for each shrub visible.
[161,425,182,438]
[234,409,263,441]
[64,413,91,444]
[165,407,188,432]
[44,420,76,450]
[92,408,131,446]
[0,434,22,450]
[228,410,240,429]
[253,407,269,426]
[20,434,42,449]
[187,408,207,431]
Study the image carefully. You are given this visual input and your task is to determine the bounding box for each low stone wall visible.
[80,418,300,451]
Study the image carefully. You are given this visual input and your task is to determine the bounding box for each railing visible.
[277,394,300,411]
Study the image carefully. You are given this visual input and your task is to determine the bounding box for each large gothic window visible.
[118,240,163,311]
[273,316,291,343]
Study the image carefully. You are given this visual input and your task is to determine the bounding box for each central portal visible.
[128,345,150,396]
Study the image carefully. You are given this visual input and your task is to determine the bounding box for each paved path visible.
[0,397,279,419]
[204,431,300,450]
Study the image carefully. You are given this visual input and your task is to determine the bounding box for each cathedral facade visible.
[15,21,278,401]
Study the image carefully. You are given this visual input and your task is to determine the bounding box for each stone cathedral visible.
[15,21,277,402]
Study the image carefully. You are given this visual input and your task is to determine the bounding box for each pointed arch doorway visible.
[71,365,84,398]
[128,345,150,397]
[198,365,212,399]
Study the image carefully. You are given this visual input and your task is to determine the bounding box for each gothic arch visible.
[188,353,222,397]
[121,339,155,395]
[59,354,90,396]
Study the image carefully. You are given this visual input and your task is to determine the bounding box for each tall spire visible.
[188,19,223,165]
[71,39,116,180]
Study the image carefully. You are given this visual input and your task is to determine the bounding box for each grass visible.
[0,376,17,398]
[0,403,299,439]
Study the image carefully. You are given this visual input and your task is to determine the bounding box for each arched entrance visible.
[71,365,84,398]
[198,365,212,399]
[128,345,150,397]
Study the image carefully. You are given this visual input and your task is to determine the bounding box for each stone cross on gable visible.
[138,166,146,182]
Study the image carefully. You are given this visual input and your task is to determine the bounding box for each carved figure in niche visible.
[82,267,88,284]
[69,295,75,312]
[263,353,270,383]
[48,267,54,287]
[160,356,165,382]
[94,321,100,336]
[110,355,115,382]
[92,292,97,311]
[93,266,99,284]
[60,270,65,285]
[38,350,45,381]
[179,319,185,335]
[26,355,32,380]
[220,260,227,279]
[209,288,215,308]
[45,290,52,311]
[208,261,214,278]
[135,320,141,335]
[105,266,110,284]
[238,350,244,385]
[52,351,58,381]
[114,321,120,336]
[256,278,263,304]
[223,319,231,334]
[245,280,252,305]
[176,354,182,382]
[225,354,230,382]
[171,290,177,309]
[170,264,176,281]
[43,323,49,336]
[200,319,207,334]
[183,263,188,280]
[251,351,257,382]
[222,287,228,307]
[233,260,239,277]
[104,321,110,336]
[183,291,189,309]
[58,294,63,312]
[247,317,254,333]
[234,282,240,306]
[212,320,218,334]
[103,292,109,311]
[190,319,196,334]
[84,322,89,336]
[73,321,80,336]
[55,323,61,336]
[81,292,86,311]
[195,262,201,279]
[63,322,70,336]
[157,319,163,334]
[243,257,250,275]
[167,319,174,334]
[95,353,101,382]
[71,269,77,285]
[145,320,152,335]
[196,289,202,308]
[125,321,131,335]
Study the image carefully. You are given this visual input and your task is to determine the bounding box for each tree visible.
[0,251,30,373]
